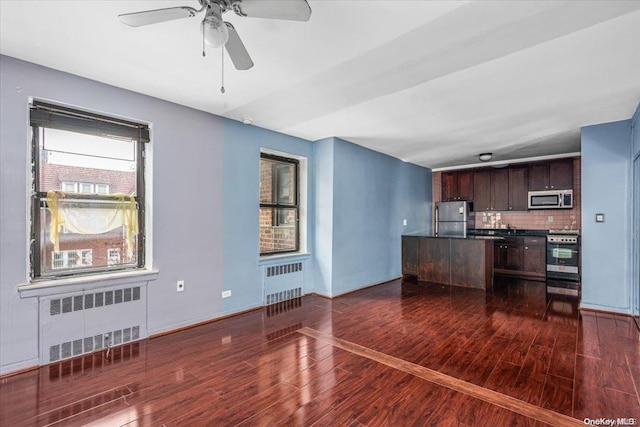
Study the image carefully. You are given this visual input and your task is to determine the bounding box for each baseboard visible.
[0,359,39,379]
[311,277,401,300]
[579,303,632,316]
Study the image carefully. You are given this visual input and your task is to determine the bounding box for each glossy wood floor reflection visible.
[2,278,640,426]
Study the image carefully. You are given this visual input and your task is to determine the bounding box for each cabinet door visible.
[473,170,491,211]
[505,238,524,270]
[441,172,457,201]
[490,169,509,211]
[508,166,528,211]
[418,238,450,285]
[523,237,546,277]
[529,163,549,191]
[402,236,419,275]
[549,159,573,189]
[494,241,507,269]
[456,170,474,202]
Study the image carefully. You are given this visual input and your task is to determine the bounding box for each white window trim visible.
[24,97,155,292]
[260,148,308,257]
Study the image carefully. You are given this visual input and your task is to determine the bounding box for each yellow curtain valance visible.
[46,190,138,258]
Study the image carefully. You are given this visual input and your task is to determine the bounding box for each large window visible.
[259,153,299,255]
[30,101,149,278]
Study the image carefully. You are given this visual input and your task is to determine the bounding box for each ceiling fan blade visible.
[232,0,311,21]
[224,22,254,70]
[118,6,199,27]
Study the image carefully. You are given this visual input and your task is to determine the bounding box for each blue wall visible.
[313,138,432,297]
[581,120,632,313]
[222,118,315,309]
[0,55,433,374]
[312,138,335,296]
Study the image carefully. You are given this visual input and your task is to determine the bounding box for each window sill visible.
[17,268,159,298]
[258,252,311,265]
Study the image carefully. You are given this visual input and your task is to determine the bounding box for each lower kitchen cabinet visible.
[418,237,450,285]
[402,236,419,275]
[402,236,493,290]
[494,236,546,280]
[523,236,546,277]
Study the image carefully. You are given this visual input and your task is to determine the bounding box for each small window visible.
[30,101,149,279]
[259,153,299,255]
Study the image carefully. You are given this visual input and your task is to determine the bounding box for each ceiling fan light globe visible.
[204,20,229,47]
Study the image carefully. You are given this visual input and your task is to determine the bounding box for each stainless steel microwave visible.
[528,189,573,209]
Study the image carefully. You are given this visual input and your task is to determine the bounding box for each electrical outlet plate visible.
[222,290,231,298]
[177,280,185,292]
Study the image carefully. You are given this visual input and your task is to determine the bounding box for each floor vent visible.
[266,262,302,277]
[48,325,140,362]
[49,286,141,316]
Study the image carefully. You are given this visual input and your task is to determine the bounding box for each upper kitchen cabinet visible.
[473,169,508,211]
[490,169,509,211]
[529,159,573,191]
[441,170,474,201]
[508,166,528,211]
[473,170,491,211]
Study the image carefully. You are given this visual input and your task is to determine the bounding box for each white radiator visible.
[263,261,304,305]
[39,284,147,364]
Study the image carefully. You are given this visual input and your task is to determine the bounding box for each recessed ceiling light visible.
[242,118,253,125]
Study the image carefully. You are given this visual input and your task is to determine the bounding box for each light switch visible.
[595,213,605,223]
[403,219,407,226]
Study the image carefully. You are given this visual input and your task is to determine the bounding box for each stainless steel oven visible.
[546,233,580,296]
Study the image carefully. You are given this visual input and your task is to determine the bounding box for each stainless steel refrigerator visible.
[435,201,474,237]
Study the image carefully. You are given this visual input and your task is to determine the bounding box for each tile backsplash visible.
[433,157,581,232]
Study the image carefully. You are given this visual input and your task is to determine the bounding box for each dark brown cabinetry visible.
[473,170,491,211]
[418,237,450,285]
[523,237,546,277]
[441,170,474,201]
[402,236,419,275]
[508,166,528,211]
[529,159,573,190]
[494,236,546,280]
[494,237,523,271]
[490,169,509,211]
[473,169,509,211]
[402,236,493,290]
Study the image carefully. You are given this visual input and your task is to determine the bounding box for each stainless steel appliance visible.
[435,201,474,237]
[546,231,580,296]
[528,189,573,210]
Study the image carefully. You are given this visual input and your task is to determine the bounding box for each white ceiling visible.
[1,1,639,169]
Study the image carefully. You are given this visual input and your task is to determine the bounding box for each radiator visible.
[39,284,147,364]
[263,261,304,305]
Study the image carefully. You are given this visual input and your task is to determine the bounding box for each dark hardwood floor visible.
[2,278,639,426]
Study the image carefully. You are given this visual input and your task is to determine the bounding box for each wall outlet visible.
[547,216,554,223]
[222,290,231,299]
[177,280,185,292]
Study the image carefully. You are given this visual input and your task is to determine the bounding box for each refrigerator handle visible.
[435,206,439,236]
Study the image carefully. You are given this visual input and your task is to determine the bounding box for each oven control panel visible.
[548,235,578,244]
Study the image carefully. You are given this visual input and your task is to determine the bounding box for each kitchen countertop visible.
[403,229,557,239]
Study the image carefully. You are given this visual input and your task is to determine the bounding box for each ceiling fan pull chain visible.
[202,22,206,57]
[221,48,225,94]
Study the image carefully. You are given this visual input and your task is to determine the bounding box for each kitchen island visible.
[402,233,501,290]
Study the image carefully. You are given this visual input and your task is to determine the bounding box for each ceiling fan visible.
[118,0,312,71]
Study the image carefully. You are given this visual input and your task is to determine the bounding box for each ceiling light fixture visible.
[202,4,228,48]
[242,118,253,125]
[479,153,493,162]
